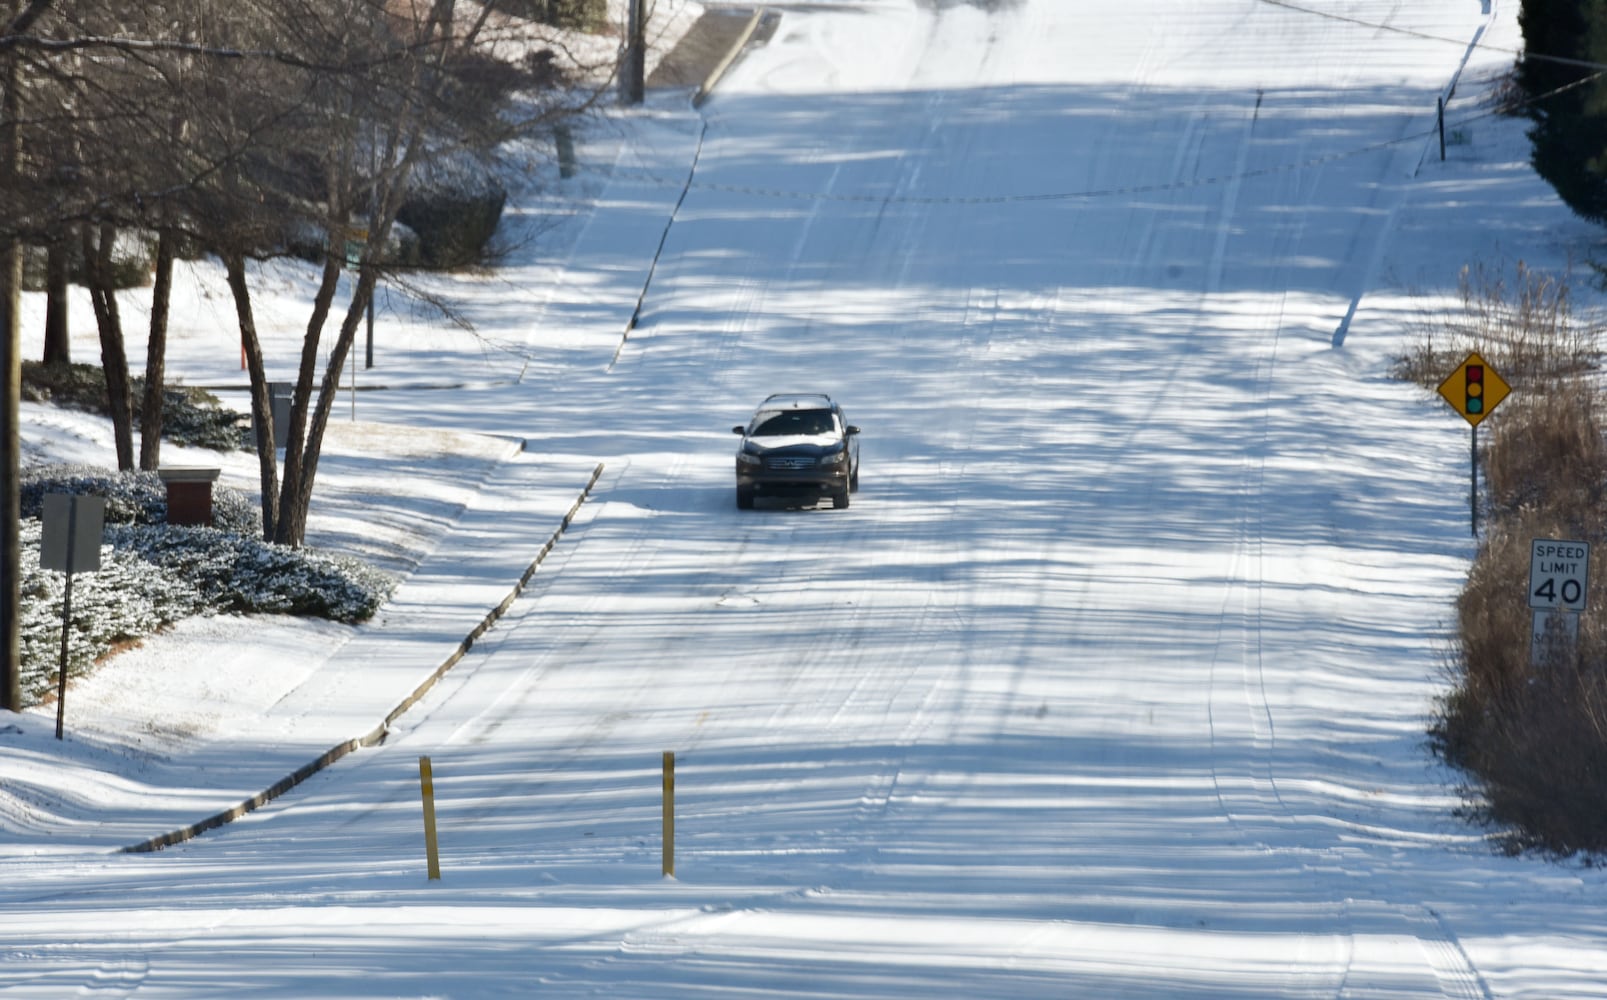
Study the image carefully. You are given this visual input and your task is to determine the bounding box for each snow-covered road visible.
[8,1,1607,996]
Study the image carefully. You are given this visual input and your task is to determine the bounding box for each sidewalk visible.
[648,7,780,96]
[0,451,602,857]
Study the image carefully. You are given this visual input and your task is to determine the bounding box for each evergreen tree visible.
[1520,0,1607,226]
[1519,0,1590,98]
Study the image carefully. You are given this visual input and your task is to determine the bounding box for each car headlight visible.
[737,451,762,466]
[818,450,846,466]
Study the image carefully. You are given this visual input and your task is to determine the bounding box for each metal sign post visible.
[1437,351,1511,536]
[40,494,105,739]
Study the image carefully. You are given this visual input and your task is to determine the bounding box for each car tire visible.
[736,485,755,509]
[833,487,850,510]
[850,465,859,493]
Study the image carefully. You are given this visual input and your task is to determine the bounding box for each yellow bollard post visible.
[419,755,441,881]
[662,751,675,879]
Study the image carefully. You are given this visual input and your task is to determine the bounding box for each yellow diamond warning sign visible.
[1437,351,1510,427]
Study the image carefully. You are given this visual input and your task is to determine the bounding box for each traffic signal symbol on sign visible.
[1437,351,1509,426]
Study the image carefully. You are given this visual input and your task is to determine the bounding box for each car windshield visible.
[752,409,835,436]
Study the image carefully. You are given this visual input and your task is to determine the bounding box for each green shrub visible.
[23,361,249,451]
[501,0,607,31]
[19,232,156,291]
[395,187,507,268]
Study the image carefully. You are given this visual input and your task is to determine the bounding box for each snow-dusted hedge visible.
[20,464,259,535]
[18,519,208,703]
[17,466,395,706]
[107,524,392,620]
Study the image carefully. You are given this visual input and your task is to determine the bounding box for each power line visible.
[585,3,1606,208]
[1255,0,1607,72]
[603,76,1593,208]
[611,126,1427,206]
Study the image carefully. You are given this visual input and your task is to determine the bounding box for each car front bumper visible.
[736,462,850,495]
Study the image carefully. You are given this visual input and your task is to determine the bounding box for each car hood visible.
[742,434,842,451]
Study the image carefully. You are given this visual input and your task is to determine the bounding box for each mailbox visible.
[158,466,221,527]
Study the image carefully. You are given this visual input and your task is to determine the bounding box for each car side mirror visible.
[732,425,747,434]
[845,425,861,435]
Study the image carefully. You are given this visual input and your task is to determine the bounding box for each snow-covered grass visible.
[20,361,250,452]
[14,392,526,724]
[15,464,395,706]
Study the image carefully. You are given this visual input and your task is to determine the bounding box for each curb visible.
[615,7,769,358]
[617,119,710,362]
[120,461,605,854]
[693,8,766,108]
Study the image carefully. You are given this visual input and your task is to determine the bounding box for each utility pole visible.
[1,0,27,712]
[624,0,645,104]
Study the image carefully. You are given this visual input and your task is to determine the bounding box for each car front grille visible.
[766,456,814,470]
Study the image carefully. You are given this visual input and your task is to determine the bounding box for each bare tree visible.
[212,0,603,546]
[80,222,135,468]
[2,0,610,701]
[139,227,175,470]
[41,234,68,364]
[10,2,214,473]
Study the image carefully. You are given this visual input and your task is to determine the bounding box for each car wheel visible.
[849,465,859,493]
[833,487,850,510]
[736,485,755,509]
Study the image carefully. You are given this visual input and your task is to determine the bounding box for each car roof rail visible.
[760,392,833,407]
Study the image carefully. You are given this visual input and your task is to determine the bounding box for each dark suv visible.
[732,393,861,509]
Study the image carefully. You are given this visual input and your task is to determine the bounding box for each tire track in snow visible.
[1192,11,1494,992]
[298,466,651,839]
[91,953,151,997]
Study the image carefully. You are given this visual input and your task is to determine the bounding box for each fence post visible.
[1438,96,1446,162]
[662,751,675,878]
[419,756,441,880]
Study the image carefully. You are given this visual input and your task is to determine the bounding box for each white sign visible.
[1532,608,1580,667]
[1530,538,1589,611]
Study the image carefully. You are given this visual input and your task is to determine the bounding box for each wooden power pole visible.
[624,0,645,104]
[1,0,27,713]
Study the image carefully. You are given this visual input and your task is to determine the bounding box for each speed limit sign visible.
[1530,539,1590,611]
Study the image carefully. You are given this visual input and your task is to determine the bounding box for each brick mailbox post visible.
[158,467,222,527]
